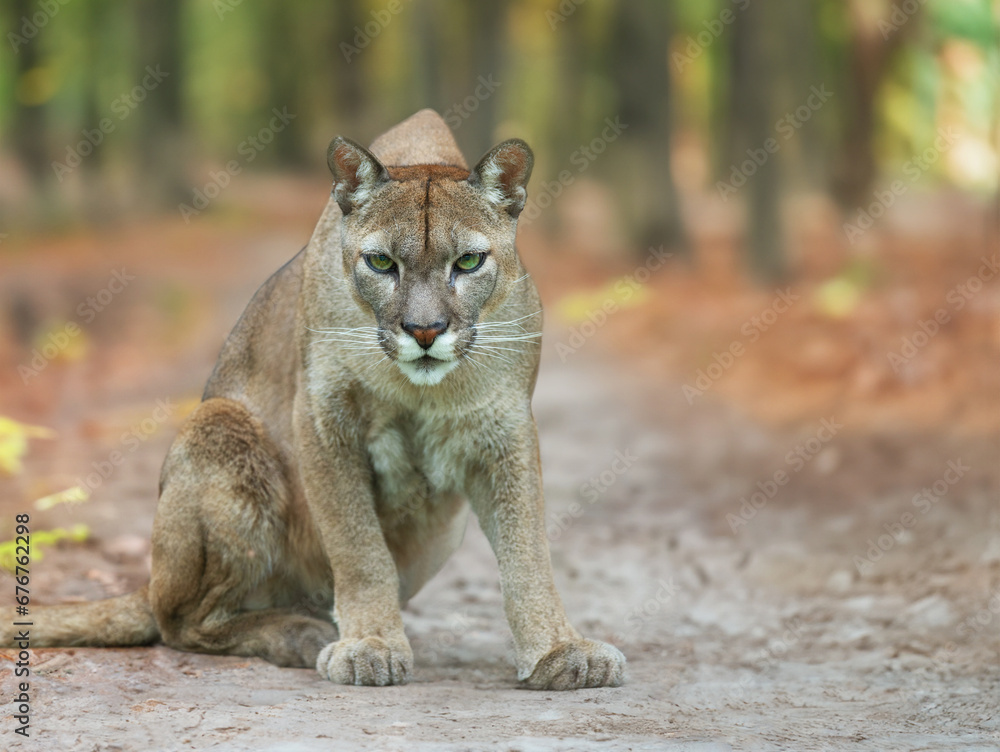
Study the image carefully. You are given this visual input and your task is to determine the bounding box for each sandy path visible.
[2,225,997,751]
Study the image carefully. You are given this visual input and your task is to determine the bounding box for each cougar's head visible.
[327,136,534,386]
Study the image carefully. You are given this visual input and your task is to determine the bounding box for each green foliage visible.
[1,0,996,230]
[0,525,90,572]
[931,0,997,48]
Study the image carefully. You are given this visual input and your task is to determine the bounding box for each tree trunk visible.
[830,0,916,207]
[10,0,51,195]
[727,0,788,281]
[609,0,687,256]
[134,0,187,205]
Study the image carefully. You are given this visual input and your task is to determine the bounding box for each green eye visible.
[455,253,485,272]
[365,254,396,272]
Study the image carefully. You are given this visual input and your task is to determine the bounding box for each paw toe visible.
[524,639,626,690]
[317,637,412,686]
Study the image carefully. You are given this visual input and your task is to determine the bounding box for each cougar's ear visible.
[327,137,390,215]
[469,139,534,217]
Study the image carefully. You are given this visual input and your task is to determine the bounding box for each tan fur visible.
[1,110,625,689]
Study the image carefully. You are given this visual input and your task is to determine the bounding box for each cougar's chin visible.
[396,356,460,386]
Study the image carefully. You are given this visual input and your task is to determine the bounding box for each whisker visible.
[473,344,530,354]
[310,333,380,340]
[311,338,383,347]
[475,330,543,337]
[314,325,379,331]
[478,353,514,367]
[308,326,381,335]
[474,335,542,343]
[464,354,487,373]
[309,332,381,340]
[479,310,542,328]
[308,337,381,344]
[319,345,385,353]
[475,323,530,333]
[474,340,532,349]
[470,347,515,366]
[361,354,391,373]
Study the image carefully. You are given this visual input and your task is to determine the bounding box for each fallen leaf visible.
[0,416,55,476]
[34,485,90,510]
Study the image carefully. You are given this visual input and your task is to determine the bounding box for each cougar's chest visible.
[366,411,468,516]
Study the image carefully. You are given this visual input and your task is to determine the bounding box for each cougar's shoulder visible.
[203,248,306,437]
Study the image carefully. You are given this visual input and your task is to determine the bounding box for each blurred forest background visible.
[2,0,997,275]
[0,0,998,434]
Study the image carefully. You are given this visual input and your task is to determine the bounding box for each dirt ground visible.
[0,181,997,751]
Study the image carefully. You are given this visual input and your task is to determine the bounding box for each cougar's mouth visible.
[395,354,459,386]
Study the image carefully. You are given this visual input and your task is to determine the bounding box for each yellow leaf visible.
[33,321,88,364]
[16,65,59,107]
[0,525,90,572]
[34,485,91,511]
[556,279,651,323]
[0,416,55,477]
[814,277,862,319]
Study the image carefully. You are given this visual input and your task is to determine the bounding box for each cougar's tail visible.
[1,585,159,648]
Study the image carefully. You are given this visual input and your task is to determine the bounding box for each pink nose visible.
[402,321,447,349]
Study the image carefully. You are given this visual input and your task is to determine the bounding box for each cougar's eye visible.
[365,254,396,273]
[455,253,485,273]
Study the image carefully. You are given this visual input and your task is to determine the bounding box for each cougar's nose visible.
[402,320,448,349]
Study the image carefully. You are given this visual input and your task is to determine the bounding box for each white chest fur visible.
[365,410,470,517]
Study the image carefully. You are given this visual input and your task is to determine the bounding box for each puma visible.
[1,110,626,689]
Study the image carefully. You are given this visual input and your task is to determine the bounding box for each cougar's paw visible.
[522,639,626,690]
[316,637,413,686]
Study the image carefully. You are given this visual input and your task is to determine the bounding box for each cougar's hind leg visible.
[149,398,336,668]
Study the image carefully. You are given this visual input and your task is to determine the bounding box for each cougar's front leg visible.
[294,395,412,686]
[468,411,626,690]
